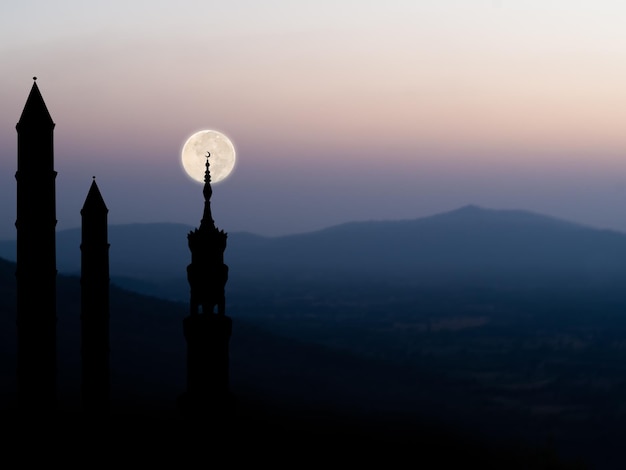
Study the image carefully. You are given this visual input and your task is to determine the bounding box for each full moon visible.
[181,130,236,184]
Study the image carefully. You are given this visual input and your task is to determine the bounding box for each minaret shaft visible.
[80,179,110,415]
[15,79,57,414]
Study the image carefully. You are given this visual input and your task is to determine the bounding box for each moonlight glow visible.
[181,130,236,184]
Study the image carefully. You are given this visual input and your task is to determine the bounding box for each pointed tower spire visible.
[82,177,108,215]
[16,77,54,130]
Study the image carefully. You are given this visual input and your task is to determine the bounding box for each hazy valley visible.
[2,205,626,466]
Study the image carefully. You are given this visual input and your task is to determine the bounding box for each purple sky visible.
[3,1,626,240]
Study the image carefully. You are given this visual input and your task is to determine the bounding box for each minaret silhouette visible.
[15,77,57,415]
[80,177,110,415]
[179,152,233,419]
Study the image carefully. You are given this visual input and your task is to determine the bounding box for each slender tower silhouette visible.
[15,77,57,415]
[179,152,233,419]
[80,177,110,415]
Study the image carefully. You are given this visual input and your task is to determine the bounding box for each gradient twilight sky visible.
[3,1,626,240]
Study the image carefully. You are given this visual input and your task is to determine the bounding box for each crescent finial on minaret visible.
[204,152,211,184]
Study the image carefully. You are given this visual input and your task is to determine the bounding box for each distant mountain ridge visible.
[1,205,626,300]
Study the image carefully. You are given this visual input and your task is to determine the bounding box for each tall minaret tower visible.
[179,152,233,419]
[15,77,57,415]
[80,177,110,415]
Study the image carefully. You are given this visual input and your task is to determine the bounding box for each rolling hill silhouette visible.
[229,204,626,282]
[0,205,623,302]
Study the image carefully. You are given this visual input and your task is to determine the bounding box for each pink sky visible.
[2,1,626,239]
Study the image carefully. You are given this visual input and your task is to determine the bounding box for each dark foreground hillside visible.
[0,255,585,468]
[0,404,584,469]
